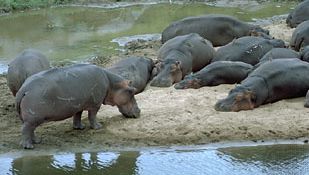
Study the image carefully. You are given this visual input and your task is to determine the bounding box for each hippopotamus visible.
[212,36,285,65]
[255,48,300,67]
[215,59,309,112]
[290,20,309,51]
[108,57,154,94]
[304,90,309,108]
[150,33,215,87]
[161,14,270,46]
[300,46,309,62]
[286,0,309,28]
[7,49,50,96]
[16,64,140,149]
[174,61,253,89]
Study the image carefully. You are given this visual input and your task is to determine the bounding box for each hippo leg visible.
[88,109,102,129]
[20,122,39,149]
[73,111,85,130]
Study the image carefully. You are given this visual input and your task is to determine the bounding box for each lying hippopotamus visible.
[300,46,309,62]
[161,14,270,46]
[174,61,253,89]
[255,48,300,67]
[16,64,140,149]
[215,59,309,112]
[7,49,50,96]
[212,36,285,65]
[150,33,215,87]
[290,20,309,51]
[286,0,309,28]
[108,57,154,94]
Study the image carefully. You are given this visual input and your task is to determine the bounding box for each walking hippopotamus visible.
[7,49,50,96]
[150,33,215,87]
[16,64,141,149]
[212,36,285,65]
[255,48,300,67]
[161,14,270,46]
[290,20,309,51]
[174,61,253,89]
[300,46,309,62]
[108,57,154,94]
[286,0,309,28]
[215,59,309,112]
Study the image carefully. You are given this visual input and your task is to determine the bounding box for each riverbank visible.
[1,18,309,154]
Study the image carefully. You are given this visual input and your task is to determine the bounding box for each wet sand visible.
[0,19,308,154]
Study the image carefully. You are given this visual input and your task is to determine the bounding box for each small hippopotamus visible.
[7,49,50,96]
[161,14,270,46]
[150,33,215,87]
[16,64,141,149]
[108,57,154,94]
[300,46,309,62]
[212,36,285,65]
[256,48,300,66]
[215,59,309,112]
[286,0,309,28]
[174,61,253,89]
[290,20,309,51]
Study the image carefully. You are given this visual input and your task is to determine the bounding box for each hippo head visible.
[249,30,273,40]
[214,85,256,112]
[150,60,182,87]
[174,74,202,89]
[249,25,270,35]
[269,39,286,48]
[104,80,141,118]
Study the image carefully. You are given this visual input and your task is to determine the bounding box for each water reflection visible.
[1,144,308,175]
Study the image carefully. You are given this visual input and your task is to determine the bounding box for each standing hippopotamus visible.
[256,48,300,66]
[212,36,285,65]
[108,56,154,94]
[7,49,50,96]
[286,0,309,28]
[161,14,270,46]
[174,61,252,89]
[300,46,309,62]
[16,64,140,149]
[150,33,215,87]
[215,59,309,112]
[290,20,309,51]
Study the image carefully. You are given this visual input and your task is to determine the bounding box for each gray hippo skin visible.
[174,61,253,89]
[212,36,285,65]
[300,46,309,62]
[286,0,309,28]
[7,49,50,96]
[161,14,270,46]
[290,20,309,51]
[150,33,215,87]
[215,59,309,112]
[304,90,309,107]
[16,64,141,149]
[254,48,300,67]
[108,57,154,94]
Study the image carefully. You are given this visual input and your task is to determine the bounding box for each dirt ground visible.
[1,20,309,154]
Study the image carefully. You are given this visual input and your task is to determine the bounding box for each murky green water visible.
[0,1,296,69]
[1,144,309,175]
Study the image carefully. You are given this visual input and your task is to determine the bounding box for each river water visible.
[1,143,309,175]
[0,1,296,74]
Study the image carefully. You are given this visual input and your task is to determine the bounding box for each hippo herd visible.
[5,0,309,149]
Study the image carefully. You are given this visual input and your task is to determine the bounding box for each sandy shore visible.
[0,19,308,154]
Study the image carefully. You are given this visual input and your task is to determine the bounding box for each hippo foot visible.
[73,123,85,130]
[90,122,102,130]
[20,140,34,149]
[32,136,42,144]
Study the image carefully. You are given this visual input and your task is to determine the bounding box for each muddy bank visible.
[1,20,309,154]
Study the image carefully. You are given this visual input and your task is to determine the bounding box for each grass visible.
[0,0,72,12]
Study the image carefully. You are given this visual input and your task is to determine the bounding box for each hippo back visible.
[259,48,299,63]
[290,20,309,51]
[7,49,50,96]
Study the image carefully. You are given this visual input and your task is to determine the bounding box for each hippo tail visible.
[15,88,27,120]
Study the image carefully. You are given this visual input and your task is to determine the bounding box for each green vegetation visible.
[0,0,72,12]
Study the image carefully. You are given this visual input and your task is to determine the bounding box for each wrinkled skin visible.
[108,56,154,94]
[174,61,253,89]
[215,59,309,112]
[7,49,50,96]
[300,46,309,62]
[161,14,270,46]
[286,0,309,28]
[16,64,140,149]
[212,36,285,65]
[151,33,215,87]
[290,20,309,51]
